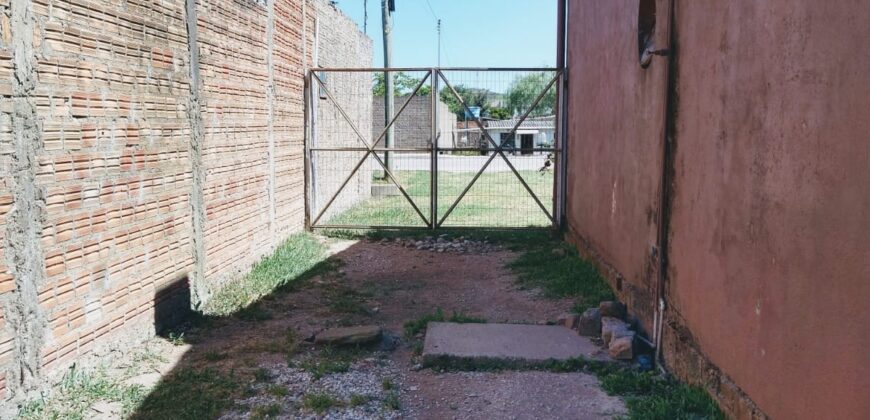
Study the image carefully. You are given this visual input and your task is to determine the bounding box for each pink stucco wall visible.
[565,1,870,418]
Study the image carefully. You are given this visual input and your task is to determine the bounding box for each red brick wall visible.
[0,0,333,402]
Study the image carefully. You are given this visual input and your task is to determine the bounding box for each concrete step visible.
[422,322,609,366]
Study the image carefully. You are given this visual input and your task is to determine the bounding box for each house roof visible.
[485,115,555,130]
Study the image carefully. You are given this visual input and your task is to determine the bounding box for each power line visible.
[424,0,438,20]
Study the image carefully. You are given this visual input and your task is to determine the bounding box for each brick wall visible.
[0,0,367,405]
[372,94,457,149]
[309,2,372,221]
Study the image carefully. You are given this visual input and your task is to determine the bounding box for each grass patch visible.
[253,368,272,382]
[381,378,395,391]
[325,284,372,315]
[250,403,282,419]
[266,385,289,397]
[19,366,146,420]
[403,308,486,338]
[349,394,371,407]
[302,392,342,413]
[131,368,241,420]
[509,241,615,310]
[382,392,402,410]
[320,169,554,230]
[423,356,723,420]
[205,234,330,316]
[297,346,365,379]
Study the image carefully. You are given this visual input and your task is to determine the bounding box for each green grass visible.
[403,308,487,338]
[20,367,146,420]
[205,234,331,316]
[321,169,554,228]
[250,403,282,419]
[302,392,342,413]
[131,368,241,420]
[297,346,366,379]
[509,241,615,310]
[381,378,395,391]
[382,392,402,410]
[349,394,371,407]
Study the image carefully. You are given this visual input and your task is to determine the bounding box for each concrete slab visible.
[423,322,608,364]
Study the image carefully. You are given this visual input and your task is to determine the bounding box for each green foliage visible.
[205,234,329,316]
[382,392,402,410]
[373,72,431,96]
[439,85,493,120]
[302,393,342,413]
[349,394,371,407]
[509,242,615,310]
[20,366,147,420]
[250,403,282,419]
[298,346,367,379]
[132,368,241,420]
[403,309,486,338]
[488,106,512,120]
[506,72,557,117]
[381,378,395,391]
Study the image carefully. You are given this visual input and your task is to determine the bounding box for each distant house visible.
[455,116,555,155]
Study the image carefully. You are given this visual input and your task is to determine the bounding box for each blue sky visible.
[334,0,558,68]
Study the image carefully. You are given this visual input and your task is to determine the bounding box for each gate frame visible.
[304,67,566,231]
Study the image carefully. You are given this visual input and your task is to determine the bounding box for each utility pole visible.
[364,0,367,34]
[437,19,441,67]
[382,0,395,175]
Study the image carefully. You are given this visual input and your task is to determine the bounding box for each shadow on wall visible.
[153,276,192,337]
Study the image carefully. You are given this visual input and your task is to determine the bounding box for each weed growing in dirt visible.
[131,368,241,420]
[19,366,146,420]
[205,234,331,316]
[167,331,186,346]
[253,368,272,382]
[326,284,373,315]
[302,392,342,413]
[350,394,371,406]
[381,378,395,391]
[383,392,402,410]
[297,346,366,379]
[509,241,615,310]
[266,385,289,397]
[404,308,487,338]
[250,403,282,419]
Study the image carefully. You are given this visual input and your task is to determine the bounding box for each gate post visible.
[430,68,438,230]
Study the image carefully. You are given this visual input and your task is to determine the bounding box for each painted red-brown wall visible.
[564,0,668,331]
[565,1,870,419]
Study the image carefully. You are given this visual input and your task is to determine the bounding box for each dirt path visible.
[125,237,626,419]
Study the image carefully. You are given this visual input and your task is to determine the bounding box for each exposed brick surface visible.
[0,0,366,404]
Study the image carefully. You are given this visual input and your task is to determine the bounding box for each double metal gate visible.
[304,68,565,230]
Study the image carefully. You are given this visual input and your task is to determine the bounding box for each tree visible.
[506,72,557,117]
[372,72,431,96]
[439,85,492,121]
[487,107,512,120]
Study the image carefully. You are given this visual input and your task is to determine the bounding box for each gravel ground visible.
[75,235,626,419]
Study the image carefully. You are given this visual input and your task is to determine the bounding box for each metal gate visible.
[304,68,564,230]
